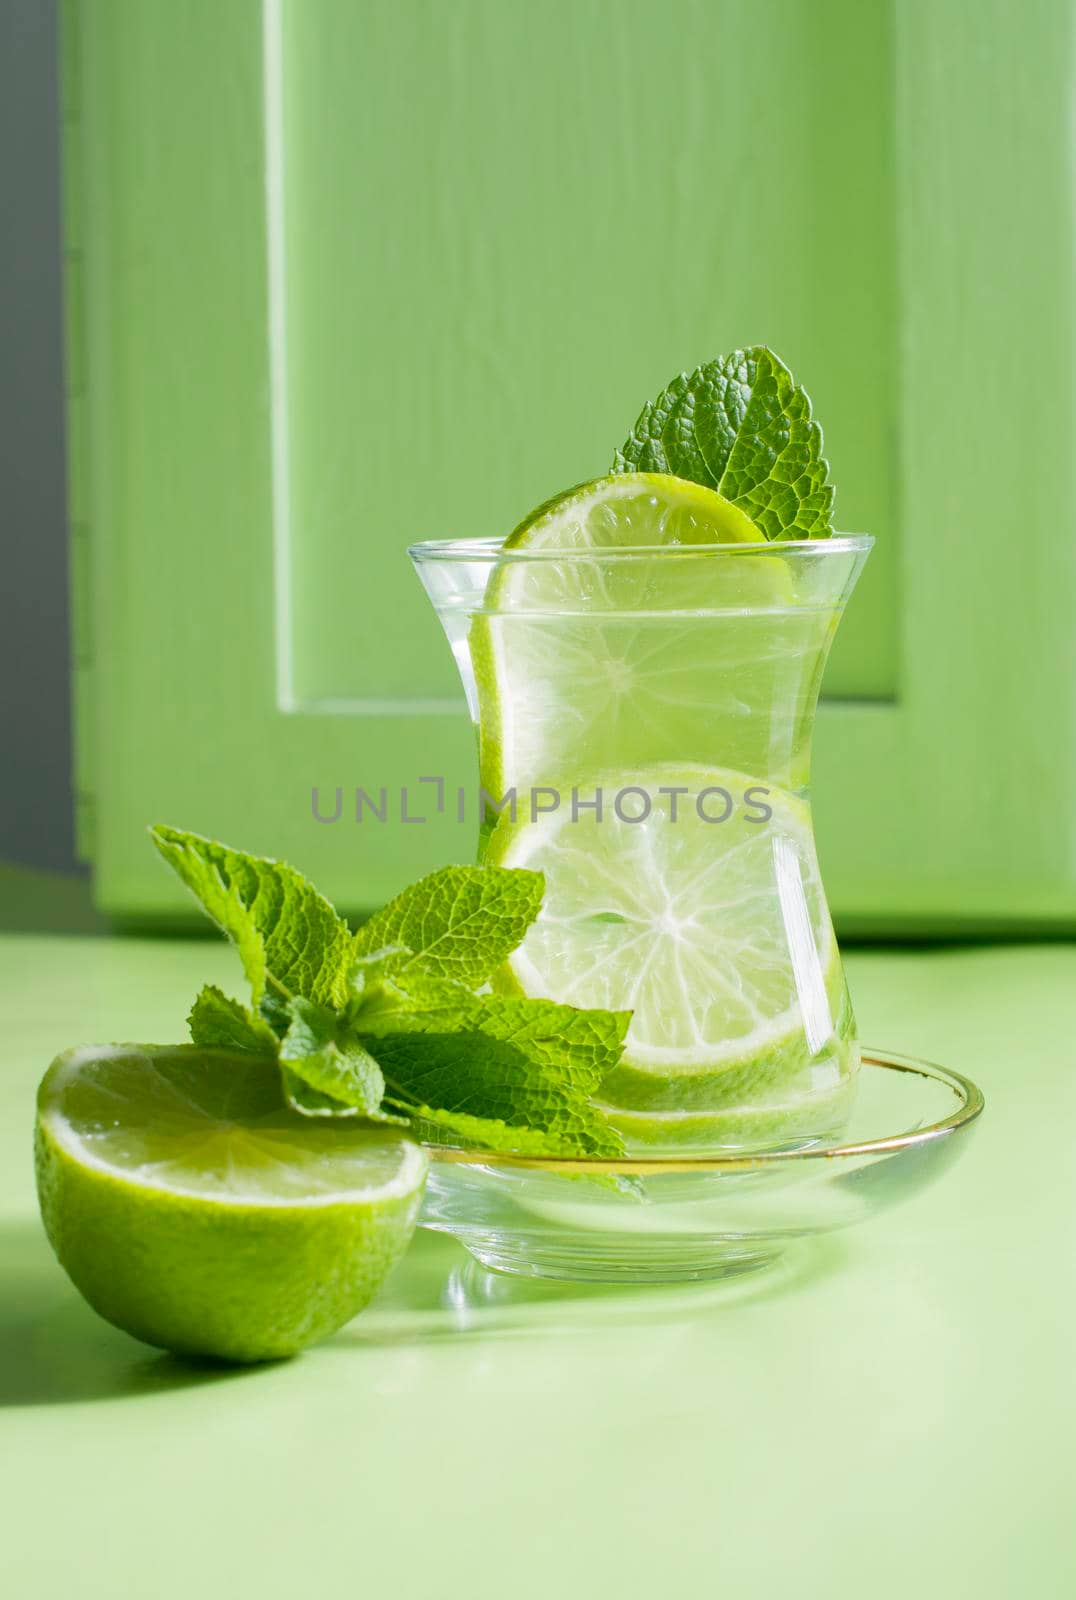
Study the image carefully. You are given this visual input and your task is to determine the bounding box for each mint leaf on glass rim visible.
[612,345,835,538]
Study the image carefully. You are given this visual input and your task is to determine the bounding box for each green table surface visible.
[1,933,1073,1597]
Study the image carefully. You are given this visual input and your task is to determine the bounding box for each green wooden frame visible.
[816,0,1076,931]
[62,0,1076,930]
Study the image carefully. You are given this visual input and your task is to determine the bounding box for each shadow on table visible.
[339,1227,850,1350]
[0,1221,258,1407]
[1,1221,852,1392]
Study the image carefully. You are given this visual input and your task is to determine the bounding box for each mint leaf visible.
[459,997,629,1096]
[362,987,628,1099]
[352,971,482,1028]
[613,346,834,538]
[395,1104,592,1158]
[351,972,631,1157]
[279,1071,342,1118]
[352,865,544,987]
[257,988,293,1040]
[151,825,353,1008]
[281,1069,409,1123]
[188,985,278,1056]
[279,996,386,1117]
[370,1029,624,1158]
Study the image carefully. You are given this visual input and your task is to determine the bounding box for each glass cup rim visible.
[409,533,874,564]
[421,1051,984,1176]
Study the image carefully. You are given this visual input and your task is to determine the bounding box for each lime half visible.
[486,766,854,1125]
[35,1045,427,1362]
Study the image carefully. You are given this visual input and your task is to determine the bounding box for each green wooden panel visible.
[63,0,1076,927]
[276,0,898,708]
[65,0,473,916]
[814,0,1076,930]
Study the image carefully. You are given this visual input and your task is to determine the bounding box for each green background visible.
[54,0,1076,929]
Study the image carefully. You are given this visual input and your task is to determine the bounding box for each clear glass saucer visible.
[419,1051,984,1283]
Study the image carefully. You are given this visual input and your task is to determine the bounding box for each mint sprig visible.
[613,345,835,538]
[151,827,629,1160]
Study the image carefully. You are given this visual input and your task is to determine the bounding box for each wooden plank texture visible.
[64,0,1076,926]
[814,0,1076,927]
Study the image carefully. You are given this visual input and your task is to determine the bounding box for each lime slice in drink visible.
[486,766,855,1140]
[595,1074,857,1150]
[502,472,762,553]
[472,473,811,800]
[35,1045,427,1362]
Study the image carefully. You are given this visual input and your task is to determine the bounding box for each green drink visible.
[413,474,870,1153]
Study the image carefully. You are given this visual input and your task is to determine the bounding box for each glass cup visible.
[411,534,871,1169]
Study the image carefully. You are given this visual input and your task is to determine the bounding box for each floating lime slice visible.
[472,473,810,800]
[486,767,855,1130]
